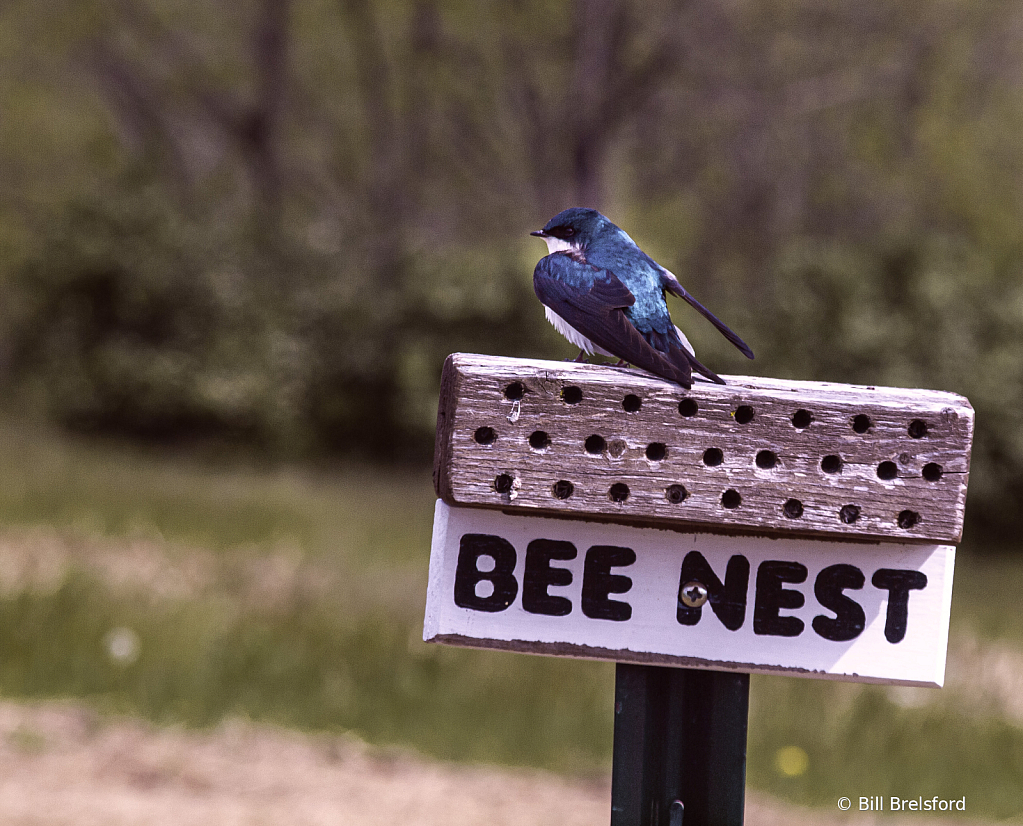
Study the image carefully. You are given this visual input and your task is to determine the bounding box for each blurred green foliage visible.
[2,0,1023,533]
[5,176,538,461]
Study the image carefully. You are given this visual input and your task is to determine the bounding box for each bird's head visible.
[530,207,606,254]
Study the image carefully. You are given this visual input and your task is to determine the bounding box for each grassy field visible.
[0,422,1020,818]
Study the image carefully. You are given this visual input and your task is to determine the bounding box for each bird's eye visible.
[563,227,575,237]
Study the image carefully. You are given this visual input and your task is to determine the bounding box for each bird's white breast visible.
[544,306,613,357]
[538,236,610,355]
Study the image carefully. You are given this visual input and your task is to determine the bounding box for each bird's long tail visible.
[663,280,754,360]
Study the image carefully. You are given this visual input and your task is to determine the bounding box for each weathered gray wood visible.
[434,353,975,544]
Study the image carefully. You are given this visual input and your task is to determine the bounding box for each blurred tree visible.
[2,0,1023,534]
[83,0,293,232]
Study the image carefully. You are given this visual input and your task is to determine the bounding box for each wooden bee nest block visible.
[433,353,975,544]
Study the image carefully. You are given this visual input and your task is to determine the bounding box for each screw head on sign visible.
[679,581,709,608]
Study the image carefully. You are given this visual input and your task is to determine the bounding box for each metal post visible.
[611,664,750,826]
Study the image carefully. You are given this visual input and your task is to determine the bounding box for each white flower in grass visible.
[104,627,140,665]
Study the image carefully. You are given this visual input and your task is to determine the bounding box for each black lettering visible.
[676,552,750,631]
[754,560,807,637]
[871,568,928,643]
[812,564,866,642]
[582,545,636,621]
[453,533,518,612]
[522,539,576,616]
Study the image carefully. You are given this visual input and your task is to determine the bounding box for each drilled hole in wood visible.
[909,419,928,438]
[528,430,551,450]
[877,461,898,480]
[898,509,921,529]
[734,405,755,424]
[840,504,861,524]
[755,450,778,469]
[783,499,804,518]
[852,414,872,433]
[646,442,667,461]
[703,448,724,467]
[584,435,606,455]
[665,484,688,504]
[504,382,525,400]
[923,462,943,482]
[622,394,642,412]
[562,386,583,404]
[473,426,496,445]
[792,409,813,429]
[552,480,574,499]
[678,398,699,417]
[721,489,742,509]
[821,454,843,473]
[609,483,630,503]
[493,474,514,493]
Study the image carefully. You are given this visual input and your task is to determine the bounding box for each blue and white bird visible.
[531,207,754,387]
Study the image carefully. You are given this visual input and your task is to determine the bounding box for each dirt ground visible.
[0,699,992,826]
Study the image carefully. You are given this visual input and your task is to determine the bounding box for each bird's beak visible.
[530,230,547,237]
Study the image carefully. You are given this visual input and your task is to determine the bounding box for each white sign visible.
[424,501,955,687]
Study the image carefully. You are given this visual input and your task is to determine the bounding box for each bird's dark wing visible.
[645,326,726,385]
[534,253,694,387]
[660,269,755,360]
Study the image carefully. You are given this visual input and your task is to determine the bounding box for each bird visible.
[530,207,754,387]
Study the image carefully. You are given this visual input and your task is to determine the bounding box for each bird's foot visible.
[612,359,632,368]
[569,351,592,363]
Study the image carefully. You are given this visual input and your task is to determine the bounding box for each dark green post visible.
[610,664,750,826]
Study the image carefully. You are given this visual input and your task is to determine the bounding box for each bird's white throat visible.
[542,236,580,255]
